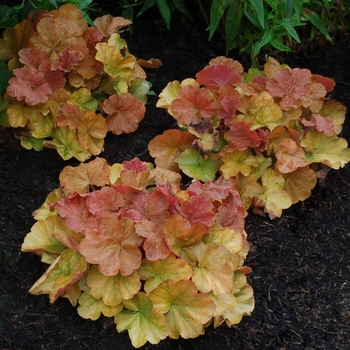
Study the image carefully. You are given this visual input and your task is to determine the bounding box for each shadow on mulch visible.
[1,6,350,350]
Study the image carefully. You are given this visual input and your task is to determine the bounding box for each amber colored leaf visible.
[254,168,292,219]
[220,150,258,178]
[29,249,87,303]
[237,173,262,210]
[163,214,206,261]
[266,125,291,156]
[236,91,284,131]
[275,138,309,173]
[103,93,145,135]
[79,217,143,276]
[77,110,108,155]
[192,242,234,295]
[137,58,163,69]
[94,15,132,37]
[282,166,317,204]
[150,279,215,339]
[58,103,84,129]
[196,65,242,90]
[171,85,218,125]
[0,20,34,71]
[87,265,140,307]
[135,221,171,261]
[300,130,350,169]
[176,148,218,182]
[219,271,254,327]
[115,292,168,348]
[138,253,192,294]
[318,101,347,135]
[95,42,135,80]
[148,129,195,172]
[59,157,111,195]
[31,6,88,61]
[227,122,261,150]
[56,192,98,234]
[7,67,52,105]
[78,290,123,320]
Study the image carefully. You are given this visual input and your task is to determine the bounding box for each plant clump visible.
[150,56,350,218]
[21,157,254,348]
[0,4,159,161]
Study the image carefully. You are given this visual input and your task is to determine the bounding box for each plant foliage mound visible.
[21,157,254,348]
[150,56,350,219]
[0,4,159,161]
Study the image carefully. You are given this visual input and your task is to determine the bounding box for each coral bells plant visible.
[149,56,350,218]
[0,4,159,161]
[21,157,254,348]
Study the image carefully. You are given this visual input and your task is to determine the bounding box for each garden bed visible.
[1,5,350,350]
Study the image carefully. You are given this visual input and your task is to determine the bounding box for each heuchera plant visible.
[21,157,254,348]
[0,4,160,161]
[149,56,350,218]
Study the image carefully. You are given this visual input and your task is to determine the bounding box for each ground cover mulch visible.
[1,5,350,350]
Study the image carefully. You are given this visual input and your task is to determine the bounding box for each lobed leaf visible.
[115,292,168,348]
[150,279,216,339]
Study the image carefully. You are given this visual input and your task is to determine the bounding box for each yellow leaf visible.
[220,150,258,178]
[192,242,234,295]
[150,279,215,339]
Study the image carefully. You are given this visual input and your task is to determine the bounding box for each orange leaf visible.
[103,93,145,135]
[171,85,218,125]
[79,217,143,276]
[148,129,195,172]
[275,138,309,173]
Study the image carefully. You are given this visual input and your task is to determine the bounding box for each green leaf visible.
[276,18,301,43]
[156,0,172,29]
[248,0,265,28]
[176,148,218,182]
[20,136,45,151]
[209,0,231,40]
[225,0,243,53]
[0,5,19,29]
[172,0,192,21]
[115,292,168,348]
[302,8,332,41]
[0,59,10,94]
[284,0,295,18]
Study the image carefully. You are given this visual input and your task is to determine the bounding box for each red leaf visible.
[227,122,261,150]
[135,220,171,261]
[7,67,52,105]
[171,85,218,125]
[301,114,335,136]
[86,187,125,218]
[56,192,98,234]
[313,74,335,93]
[19,48,49,69]
[196,65,243,90]
[179,193,216,227]
[122,158,148,173]
[103,93,146,135]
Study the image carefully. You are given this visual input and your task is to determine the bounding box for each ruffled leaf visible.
[115,292,168,348]
[150,279,215,339]
[300,130,350,169]
[138,253,193,294]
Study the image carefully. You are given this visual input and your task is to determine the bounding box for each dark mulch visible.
[1,6,350,350]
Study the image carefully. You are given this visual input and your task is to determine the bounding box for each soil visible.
[1,5,350,350]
